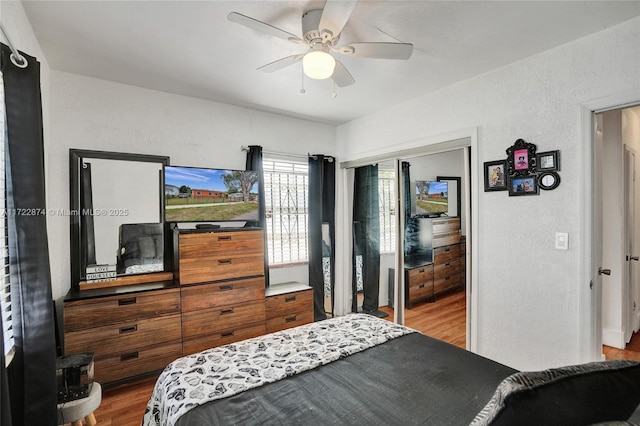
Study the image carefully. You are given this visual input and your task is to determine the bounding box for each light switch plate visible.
[555,232,568,250]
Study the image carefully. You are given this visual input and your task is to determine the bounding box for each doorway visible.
[594,104,640,356]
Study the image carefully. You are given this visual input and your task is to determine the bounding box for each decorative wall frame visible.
[538,171,561,190]
[508,174,539,196]
[536,150,560,172]
[506,139,537,176]
[483,160,508,192]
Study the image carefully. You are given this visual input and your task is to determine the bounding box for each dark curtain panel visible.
[245,145,269,286]
[352,165,380,313]
[80,162,96,265]
[402,161,414,256]
[308,155,335,321]
[2,45,57,425]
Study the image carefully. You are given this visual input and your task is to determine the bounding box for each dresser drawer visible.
[65,314,182,358]
[266,289,313,319]
[95,341,182,384]
[408,280,433,300]
[433,257,463,280]
[407,264,433,285]
[182,300,265,338]
[181,277,265,312]
[433,231,461,248]
[434,272,464,295]
[266,311,314,333]
[434,244,461,263]
[432,218,460,234]
[64,288,180,332]
[177,231,265,284]
[182,322,266,355]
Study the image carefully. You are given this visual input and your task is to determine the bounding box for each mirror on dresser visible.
[69,149,171,289]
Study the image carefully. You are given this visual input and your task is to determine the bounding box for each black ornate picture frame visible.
[506,139,537,177]
[508,174,539,196]
[483,160,507,192]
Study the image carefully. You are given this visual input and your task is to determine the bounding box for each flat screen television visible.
[414,180,448,217]
[164,165,260,223]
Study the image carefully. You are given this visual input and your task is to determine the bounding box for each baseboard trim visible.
[602,327,625,349]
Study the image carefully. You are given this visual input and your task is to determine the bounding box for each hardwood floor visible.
[379,287,467,349]
[604,331,640,361]
[92,376,157,426]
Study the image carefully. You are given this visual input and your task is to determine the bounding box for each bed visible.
[142,314,640,426]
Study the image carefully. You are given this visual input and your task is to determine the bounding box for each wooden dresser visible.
[432,217,465,297]
[265,282,313,333]
[63,283,182,385]
[174,228,267,355]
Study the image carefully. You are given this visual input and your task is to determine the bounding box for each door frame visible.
[580,91,640,362]
[335,127,478,351]
[624,144,639,339]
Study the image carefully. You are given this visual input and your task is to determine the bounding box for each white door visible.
[624,145,639,338]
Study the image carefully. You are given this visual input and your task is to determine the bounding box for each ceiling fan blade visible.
[337,42,413,60]
[319,0,358,38]
[228,12,304,44]
[332,60,355,87]
[258,54,304,73]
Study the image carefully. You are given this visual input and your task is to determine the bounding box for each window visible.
[379,168,396,253]
[0,105,13,365]
[263,158,309,265]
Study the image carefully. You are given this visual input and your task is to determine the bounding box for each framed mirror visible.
[437,176,461,217]
[69,149,170,289]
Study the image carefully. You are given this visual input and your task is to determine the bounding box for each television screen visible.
[415,180,448,217]
[164,165,260,223]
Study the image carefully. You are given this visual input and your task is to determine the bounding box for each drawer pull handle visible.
[285,296,296,303]
[445,262,451,267]
[118,297,136,306]
[120,352,138,361]
[444,248,450,252]
[221,331,234,337]
[418,268,425,273]
[445,276,450,280]
[218,236,232,241]
[218,259,232,265]
[418,284,425,289]
[119,325,137,334]
[285,316,297,323]
[220,308,234,315]
[219,284,234,291]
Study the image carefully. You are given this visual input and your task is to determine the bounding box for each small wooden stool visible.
[57,382,102,426]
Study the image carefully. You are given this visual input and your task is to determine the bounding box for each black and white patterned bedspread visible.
[142,314,415,426]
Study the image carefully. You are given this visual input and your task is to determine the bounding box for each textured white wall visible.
[336,17,640,370]
[45,72,336,300]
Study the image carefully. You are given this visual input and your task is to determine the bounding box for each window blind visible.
[263,158,309,265]
[379,169,396,254]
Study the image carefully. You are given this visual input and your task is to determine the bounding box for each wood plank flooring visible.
[603,331,640,361]
[379,287,467,349]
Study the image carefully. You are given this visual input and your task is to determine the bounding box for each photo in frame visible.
[483,160,507,192]
[506,139,537,176]
[508,174,539,196]
[536,150,560,172]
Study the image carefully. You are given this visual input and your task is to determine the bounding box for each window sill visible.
[269,261,309,269]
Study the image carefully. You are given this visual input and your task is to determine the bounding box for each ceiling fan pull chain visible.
[332,79,337,98]
[300,66,306,94]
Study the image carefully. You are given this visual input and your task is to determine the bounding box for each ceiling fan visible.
[228,0,413,87]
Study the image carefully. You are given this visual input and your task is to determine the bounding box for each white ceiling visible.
[21,1,640,125]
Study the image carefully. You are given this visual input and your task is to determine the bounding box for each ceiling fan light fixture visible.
[303,50,335,80]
